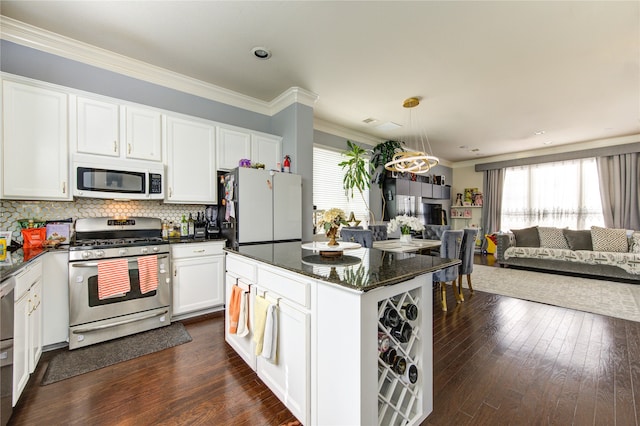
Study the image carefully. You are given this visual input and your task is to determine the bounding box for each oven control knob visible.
[119,249,128,256]
[140,247,149,254]
[152,246,159,252]
[82,251,91,259]
[95,250,105,258]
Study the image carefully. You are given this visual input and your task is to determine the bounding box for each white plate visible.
[301,241,361,251]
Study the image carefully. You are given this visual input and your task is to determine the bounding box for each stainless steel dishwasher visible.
[1,277,15,426]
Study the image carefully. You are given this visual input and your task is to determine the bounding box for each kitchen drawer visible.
[15,259,43,299]
[171,241,225,259]
[257,266,310,309]
[226,254,257,283]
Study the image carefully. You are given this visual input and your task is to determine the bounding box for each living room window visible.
[313,146,369,230]
[501,158,604,230]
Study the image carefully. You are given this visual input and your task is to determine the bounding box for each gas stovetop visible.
[69,217,168,260]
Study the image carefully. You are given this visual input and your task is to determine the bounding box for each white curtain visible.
[313,146,370,229]
[501,158,604,231]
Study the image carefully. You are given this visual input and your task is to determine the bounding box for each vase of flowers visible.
[387,215,425,244]
[317,208,348,246]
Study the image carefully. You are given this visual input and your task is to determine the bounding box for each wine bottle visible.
[188,213,195,238]
[378,332,391,353]
[180,214,188,237]
[401,303,419,321]
[403,363,418,384]
[382,306,401,328]
[392,321,413,343]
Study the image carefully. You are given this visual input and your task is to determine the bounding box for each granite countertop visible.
[225,241,460,292]
[0,246,68,282]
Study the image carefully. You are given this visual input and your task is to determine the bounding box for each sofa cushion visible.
[511,226,540,247]
[591,226,628,252]
[630,232,640,254]
[562,229,593,251]
[538,227,569,249]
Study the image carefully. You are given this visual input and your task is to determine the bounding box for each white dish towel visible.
[261,303,278,363]
[236,290,249,337]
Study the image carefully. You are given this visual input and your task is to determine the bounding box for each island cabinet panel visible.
[313,275,432,426]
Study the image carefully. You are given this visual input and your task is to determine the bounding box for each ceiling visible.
[1,1,639,163]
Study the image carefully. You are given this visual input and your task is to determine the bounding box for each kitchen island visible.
[224,241,459,426]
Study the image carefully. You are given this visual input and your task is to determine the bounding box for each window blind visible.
[313,146,370,227]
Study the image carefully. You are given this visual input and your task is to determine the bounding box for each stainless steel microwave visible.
[73,154,164,200]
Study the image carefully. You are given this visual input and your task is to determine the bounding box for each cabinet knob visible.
[62,181,66,194]
[128,143,132,154]
[113,141,118,152]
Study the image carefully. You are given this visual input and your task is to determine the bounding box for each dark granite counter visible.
[225,241,460,292]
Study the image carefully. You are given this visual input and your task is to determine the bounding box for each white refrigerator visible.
[220,167,302,247]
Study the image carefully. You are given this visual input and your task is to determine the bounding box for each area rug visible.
[469,264,640,322]
[41,322,192,385]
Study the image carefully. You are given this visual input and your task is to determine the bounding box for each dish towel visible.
[228,285,242,334]
[137,255,158,294]
[97,259,131,300]
[261,304,278,363]
[253,295,270,355]
[236,289,250,337]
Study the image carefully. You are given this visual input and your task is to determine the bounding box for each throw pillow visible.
[562,229,593,251]
[511,226,540,247]
[538,227,569,249]
[591,226,628,252]
[630,232,640,254]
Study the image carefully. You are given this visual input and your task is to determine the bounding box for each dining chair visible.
[339,228,373,248]
[432,229,463,311]
[457,228,479,301]
[368,224,388,241]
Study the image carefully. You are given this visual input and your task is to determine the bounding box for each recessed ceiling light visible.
[534,130,545,135]
[468,148,480,152]
[251,47,272,60]
[362,117,378,124]
[543,141,553,145]
[458,145,469,149]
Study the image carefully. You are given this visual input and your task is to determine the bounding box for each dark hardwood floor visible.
[10,255,640,425]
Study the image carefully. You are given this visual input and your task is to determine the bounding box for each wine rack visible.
[377,287,423,426]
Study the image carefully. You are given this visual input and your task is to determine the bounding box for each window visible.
[313,146,369,231]
[501,158,604,230]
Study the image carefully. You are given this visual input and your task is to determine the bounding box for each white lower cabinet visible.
[42,251,69,347]
[255,296,309,423]
[13,259,43,406]
[171,242,225,319]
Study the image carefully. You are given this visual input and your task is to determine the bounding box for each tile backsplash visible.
[1,199,207,244]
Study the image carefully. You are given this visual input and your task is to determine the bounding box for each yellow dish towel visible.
[253,295,270,355]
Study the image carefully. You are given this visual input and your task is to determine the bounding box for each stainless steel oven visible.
[68,217,171,350]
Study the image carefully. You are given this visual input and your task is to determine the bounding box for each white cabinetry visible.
[124,106,162,161]
[76,96,120,157]
[216,126,282,171]
[76,96,162,162]
[164,115,217,203]
[225,254,310,425]
[42,251,69,348]
[250,133,282,171]
[171,241,225,319]
[1,80,70,200]
[13,259,43,406]
[216,127,251,170]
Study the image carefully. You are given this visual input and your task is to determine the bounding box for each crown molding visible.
[0,16,318,117]
[451,133,640,169]
[314,118,383,147]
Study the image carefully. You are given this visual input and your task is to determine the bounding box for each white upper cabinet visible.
[76,96,120,157]
[2,80,71,200]
[164,114,217,203]
[251,133,282,171]
[216,127,251,170]
[216,125,282,171]
[76,96,162,161]
[124,106,162,161]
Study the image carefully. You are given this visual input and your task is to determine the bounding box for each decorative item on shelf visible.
[387,215,425,244]
[384,97,439,174]
[464,187,479,204]
[238,158,251,168]
[317,208,348,247]
[283,155,291,173]
[346,211,361,227]
[454,193,463,207]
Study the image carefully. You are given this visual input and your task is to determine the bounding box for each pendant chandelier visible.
[384,97,439,174]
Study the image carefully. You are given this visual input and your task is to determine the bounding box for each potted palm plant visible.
[339,140,374,224]
[370,140,404,222]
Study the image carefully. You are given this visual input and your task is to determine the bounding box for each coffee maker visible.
[204,205,220,239]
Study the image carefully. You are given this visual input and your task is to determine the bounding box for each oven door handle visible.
[71,309,169,334]
[71,258,140,268]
